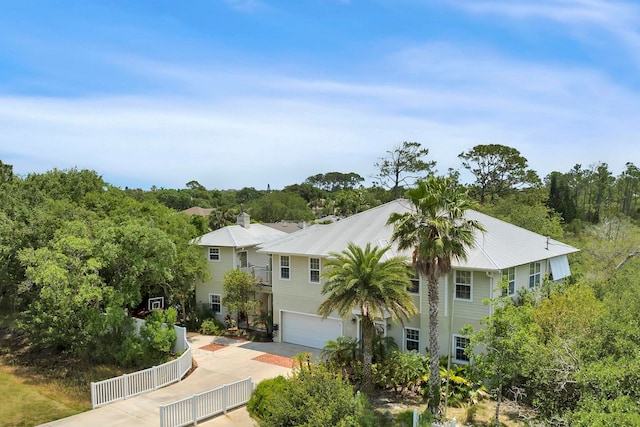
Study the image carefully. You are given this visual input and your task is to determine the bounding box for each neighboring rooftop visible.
[194,213,289,248]
[181,206,215,216]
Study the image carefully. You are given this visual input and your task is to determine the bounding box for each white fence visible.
[91,325,191,409]
[412,409,457,427]
[159,377,254,427]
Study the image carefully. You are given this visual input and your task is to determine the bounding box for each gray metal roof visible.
[258,199,578,270]
[194,223,289,248]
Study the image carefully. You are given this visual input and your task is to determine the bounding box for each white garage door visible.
[281,311,343,349]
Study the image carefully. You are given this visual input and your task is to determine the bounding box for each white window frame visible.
[208,247,220,262]
[405,327,420,352]
[309,257,321,283]
[454,270,473,301]
[506,267,516,296]
[529,262,541,288]
[280,255,290,280]
[408,270,420,294]
[453,334,470,363]
[209,294,221,313]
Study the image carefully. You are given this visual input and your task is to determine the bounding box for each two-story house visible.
[195,200,578,361]
[194,212,289,320]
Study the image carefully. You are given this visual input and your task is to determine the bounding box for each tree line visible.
[0,163,209,366]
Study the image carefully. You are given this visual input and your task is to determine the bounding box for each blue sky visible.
[0,0,638,190]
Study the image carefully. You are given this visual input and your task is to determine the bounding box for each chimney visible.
[237,212,250,228]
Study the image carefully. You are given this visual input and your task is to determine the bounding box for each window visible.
[455,270,472,301]
[280,255,290,280]
[238,251,248,268]
[529,262,541,288]
[405,328,420,351]
[309,257,320,283]
[454,335,470,362]
[408,270,420,294]
[505,267,516,296]
[208,247,220,261]
[209,294,221,313]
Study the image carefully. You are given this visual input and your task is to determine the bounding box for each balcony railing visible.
[240,266,272,285]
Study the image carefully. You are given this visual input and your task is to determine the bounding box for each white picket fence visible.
[159,377,254,427]
[412,409,457,427]
[90,325,191,408]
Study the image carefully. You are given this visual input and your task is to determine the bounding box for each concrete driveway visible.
[38,334,320,427]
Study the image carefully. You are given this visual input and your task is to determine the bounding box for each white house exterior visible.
[195,200,578,361]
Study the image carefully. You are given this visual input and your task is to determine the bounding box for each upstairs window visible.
[455,270,472,301]
[208,247,220,261]
[529,262,541,288]
[505,267,516,296]
[280,255,290,280]
[408,270,420,294]
[309,257,320,283]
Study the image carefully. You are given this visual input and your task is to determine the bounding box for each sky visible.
[0,0,638,190]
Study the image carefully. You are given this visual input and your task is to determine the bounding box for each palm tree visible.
[318,242,418,394]
[387,176,484,413]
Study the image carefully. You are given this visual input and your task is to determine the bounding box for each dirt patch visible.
[252,353,294,368]
[199,343,227,352]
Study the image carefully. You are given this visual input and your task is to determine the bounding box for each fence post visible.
[153,366,158,390]
[192,394,199,425]
[412,408,418,427]
[123,373,129,399]
[90,382,96,409]
[159,405,164,427]
[223,384,229,414]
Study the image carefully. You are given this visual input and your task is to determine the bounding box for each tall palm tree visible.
[318,242,418,394]
[387,176,484,413]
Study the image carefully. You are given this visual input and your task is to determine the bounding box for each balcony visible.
[240,265,272,286]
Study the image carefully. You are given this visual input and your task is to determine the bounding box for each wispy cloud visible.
[2,40,638,190]
[452,0,640,67]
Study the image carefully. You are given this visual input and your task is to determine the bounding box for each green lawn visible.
[0,366,89,427]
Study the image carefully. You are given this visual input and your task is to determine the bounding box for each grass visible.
[0,322,130,427]
[0,365,89,427]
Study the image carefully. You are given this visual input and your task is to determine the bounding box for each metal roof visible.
[258,199,578,270]
[194,223,289,248]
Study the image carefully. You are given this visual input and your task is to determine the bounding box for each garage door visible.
[281,311,343,349]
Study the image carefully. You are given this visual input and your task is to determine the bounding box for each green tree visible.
[547,171,578,223]
[305,172,365,192]
[464,287,541,426]
[248,191,313,222]
[458,144,540,203]
[222,269,262,327]
[318,243,417,394]
[388,176,484,413]
[373,141,436,198]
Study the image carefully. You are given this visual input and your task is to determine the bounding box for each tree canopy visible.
[373,141,436,198]
[318,243,417,394]
[459,144,540,203]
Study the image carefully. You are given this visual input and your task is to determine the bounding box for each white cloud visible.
[2,38,639,190]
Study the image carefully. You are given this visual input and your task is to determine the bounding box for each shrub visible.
[199,318,225,335]
[247,363,379,427]
[139,308,177,364]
